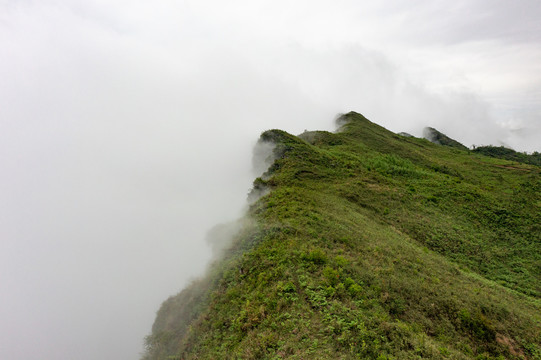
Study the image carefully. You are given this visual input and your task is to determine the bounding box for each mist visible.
[1,1,540,359]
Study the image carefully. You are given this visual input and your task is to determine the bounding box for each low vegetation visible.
[143,112,541,360]
[473,146,541,167]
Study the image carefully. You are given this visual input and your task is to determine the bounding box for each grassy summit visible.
[143,112,541,360]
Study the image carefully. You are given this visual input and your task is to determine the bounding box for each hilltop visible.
[143,112,541,360]
[423,127,469,150]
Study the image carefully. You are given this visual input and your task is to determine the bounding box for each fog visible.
[1,1,540,359]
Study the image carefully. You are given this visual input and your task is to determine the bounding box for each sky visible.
[0,1,540,359]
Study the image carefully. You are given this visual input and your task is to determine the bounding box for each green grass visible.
[143,112,541,360]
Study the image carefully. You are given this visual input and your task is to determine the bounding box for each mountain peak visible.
[423,126,468,150]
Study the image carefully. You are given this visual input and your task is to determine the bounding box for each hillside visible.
[143,112,541,360]
[472,146,541,167]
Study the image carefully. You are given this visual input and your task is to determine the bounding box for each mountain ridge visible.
[143,111,541,360]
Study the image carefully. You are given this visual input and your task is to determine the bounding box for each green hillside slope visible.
[472,146,541,167]
[143,112,541,360]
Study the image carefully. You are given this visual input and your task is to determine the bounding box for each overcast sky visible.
[1,1,540,359]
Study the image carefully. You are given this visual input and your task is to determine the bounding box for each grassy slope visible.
[472,146,541,167]
[143,112,541,360]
